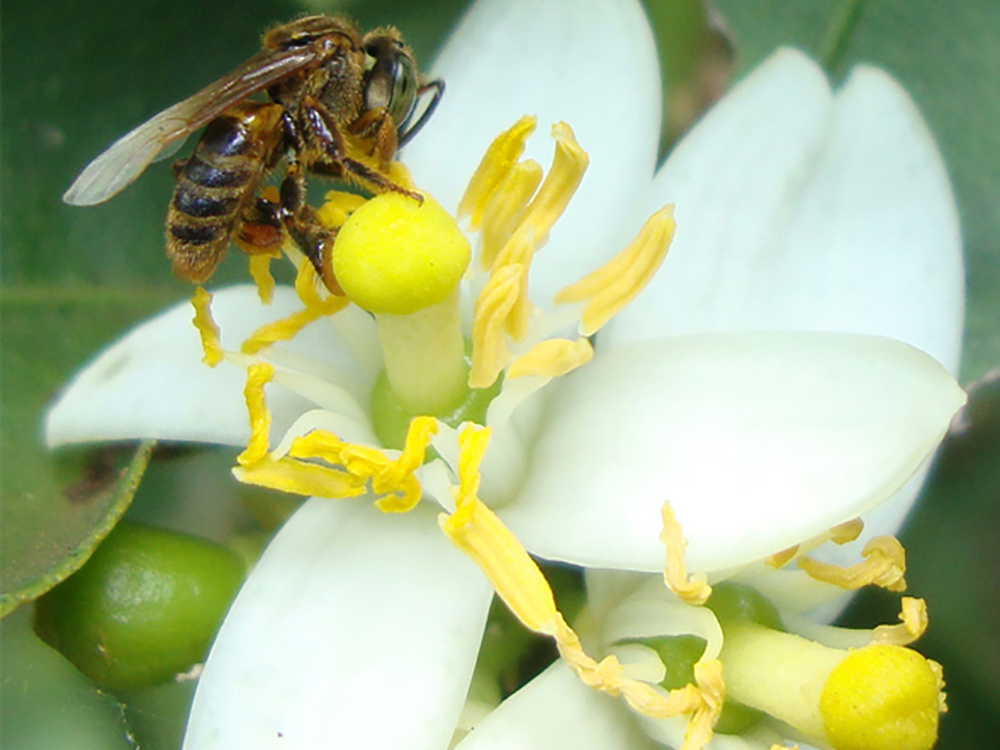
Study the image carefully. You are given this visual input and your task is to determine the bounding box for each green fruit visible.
[34,522,245,690]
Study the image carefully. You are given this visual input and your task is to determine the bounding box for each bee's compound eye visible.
[388,54,418,128]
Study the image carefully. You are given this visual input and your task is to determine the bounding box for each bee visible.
[63,15,443,290]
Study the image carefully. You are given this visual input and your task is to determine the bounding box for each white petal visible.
[45,286,371,448]
[610,53,964,377]
[184,500,493,750]
[499,332,965,573]
[455,662,656,750]
[605,48,832,341]
[403,0,662,302]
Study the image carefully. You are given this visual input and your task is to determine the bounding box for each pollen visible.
[555,204,676,336]
[820,645,943,750]
[190,286,224,367]
[798,536,907,592]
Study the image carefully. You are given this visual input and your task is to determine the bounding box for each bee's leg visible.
[300,96,421,201]
[346,106,397,162]
[234,191,285,255]
[278,162,342,294]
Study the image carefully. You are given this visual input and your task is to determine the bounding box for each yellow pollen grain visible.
[234,456,367,498]
[872,597,929,646]
[248,253,279,304]
[236,362,275,466]
[507,338,593,379]
[660,501,712,605]
[556,204,676,336]
[190,286,224,368]
[478,160,544,269]
[458,115,537,225]
[470,263,523,388]
[798,536,907,592]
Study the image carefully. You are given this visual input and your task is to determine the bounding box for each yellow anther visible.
[469,263,523,388]
[478,160,544,269]
[316,190,368,229]
[234,455,367,499]
[333,192,471,316]
[286,420,435,514]
[490,228,537,342]
[660,501,712,606]
[766,545,800,569]
[515,122,589,249]
[555,204,676,336]
[236,362,275,467]
[241,307,324,356]
[458,115,537,225]
[830,518,865,545]
[440,427,720,750]
[248,252,279,304]
[294,259,349,317]
[799,536,907,592]
[873,597,928,646]
[820,645,943,750]
[507,338,593,380]
[190,286,224,367]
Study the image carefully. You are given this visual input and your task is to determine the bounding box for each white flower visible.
[45,0,964,748]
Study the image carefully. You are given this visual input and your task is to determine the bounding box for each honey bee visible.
[63,15,442,290]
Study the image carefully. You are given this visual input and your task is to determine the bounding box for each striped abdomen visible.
[166,102,284,283]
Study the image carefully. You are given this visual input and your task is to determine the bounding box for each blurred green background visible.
[3,0,998,747]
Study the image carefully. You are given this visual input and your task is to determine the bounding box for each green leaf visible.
[0,291,179,616]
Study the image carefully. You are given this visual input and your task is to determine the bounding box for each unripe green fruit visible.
[34,522,245,690]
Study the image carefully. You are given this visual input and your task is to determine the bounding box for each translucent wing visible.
[63,47,321,206]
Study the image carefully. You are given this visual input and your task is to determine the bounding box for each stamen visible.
[294,260,349,317]
[234,456,366,498]
[766,545,800,569]
[469,263,523,388]
[316,190,368,229]
[478,160,544,269]
[241,307,327,356]
[555,204,676,336]
[248,253,279,304]
[440,426,721,750]
[766,518,864,568]
[872,597,928,646]
[660,501,712,606]
[237,362,275,467]
[506,338,593,380]
[458,115,537,225]
[190,286,223,367]
[513,122,589,250]
[798,536,907,592]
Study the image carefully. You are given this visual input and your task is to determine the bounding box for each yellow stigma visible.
[332,192,471,315]
[820,645,943,750]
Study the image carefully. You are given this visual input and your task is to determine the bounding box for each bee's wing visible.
[63,47,321,206]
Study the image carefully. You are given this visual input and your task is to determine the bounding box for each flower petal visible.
[45,286,372,448]
[454,662,657,750]
[604,48,832,341]
[499,332,965,573]
[403,0,662,301]
[609,51,963,377]
[184,500,493,750]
